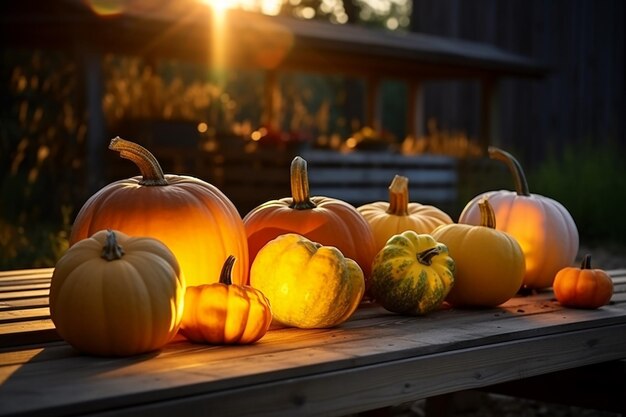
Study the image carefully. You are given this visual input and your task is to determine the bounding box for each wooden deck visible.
[1,268,625,417]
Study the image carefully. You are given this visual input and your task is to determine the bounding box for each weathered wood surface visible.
[0,268,625,417]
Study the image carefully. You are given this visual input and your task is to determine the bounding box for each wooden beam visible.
[81,47,106,195]
[366,76,382,131]
[407,80,425,139]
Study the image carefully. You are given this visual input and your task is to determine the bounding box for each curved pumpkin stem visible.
[289,156,317,210]
[478,198,496,229]
[417,247,440,266]
[386,175,409,216]
[488,146,530,197]
[581,254,592,270]
[101,230,125,261]
[109,137,168,186]
[219,255,236,285]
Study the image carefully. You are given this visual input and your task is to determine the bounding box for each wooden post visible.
[262,69,280,131]
[366,76,382,132]
[480,78,500,151]
[81,47,106,195]
[407,80,425,139]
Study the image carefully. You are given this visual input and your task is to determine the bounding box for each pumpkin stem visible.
[101,230,125,261]
[488,146,530,197]
[219,255,236,285]
[386,175,409,216]
[289,156,317,210]
[417,247,440,266]
[109,137,168,186]
[581,254,592,270]
[478,198,496,229]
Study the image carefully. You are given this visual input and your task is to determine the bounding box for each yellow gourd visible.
[432,198,525,308]
[250,233,365,328]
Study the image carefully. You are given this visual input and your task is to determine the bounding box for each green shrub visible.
[527,142,626,244]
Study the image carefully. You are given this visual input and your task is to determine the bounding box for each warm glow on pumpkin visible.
[459,147,578,289]
[250,233,365,329]
[70,138,249,288]
[244,156,377,285]
[181,256,272,344]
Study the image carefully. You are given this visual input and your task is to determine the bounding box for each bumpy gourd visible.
[370,231,455,315]
[553,254,613,309]
[70,137,249,287]
[180,256,272,344]
[250,233,365,328]
[50,229,185,356]
[432,198,525,308]
[459,147,578,289]
[357,175,453,254]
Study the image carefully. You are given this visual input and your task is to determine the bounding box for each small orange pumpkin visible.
[357,175,453,253]
[244,156,377,283]
[553,254,613,309]
[70,137,249,287]
[180,256,272,344]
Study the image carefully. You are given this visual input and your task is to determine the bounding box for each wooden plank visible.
[0,297,50,310]
[0,289,50,302]
[0,268,53,280]
[309,187,457,204]
[0,307,50,324]
[2,322,623,417]
[300,150,457,167]
[0,319,57,348]
[307,168,457,184]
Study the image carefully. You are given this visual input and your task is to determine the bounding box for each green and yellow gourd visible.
[370,231,455,315]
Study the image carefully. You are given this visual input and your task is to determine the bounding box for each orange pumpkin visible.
[243,156,377,282]
[459,147,578,289]
[357,175,453,253]
[553,254,613,309]
[180,256,272,344]
[70,137,249,287]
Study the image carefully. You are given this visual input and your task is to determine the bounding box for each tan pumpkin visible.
[459,147,578,289]
[180,256,272,344]
[357,175,453,253]
[50,229,185,356]
[432,198,525,308]
[249,233,365,329]
[244,156,377,284]
[70,137,249,287]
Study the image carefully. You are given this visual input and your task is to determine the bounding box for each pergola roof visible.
[2,0,547,80]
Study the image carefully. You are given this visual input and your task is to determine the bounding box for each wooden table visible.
[1,268,625,417]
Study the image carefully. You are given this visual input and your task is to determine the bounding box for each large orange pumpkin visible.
[357,175,453,253]
[70,137,249,287]
[458,147,578,289]
[243,156,377,282]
